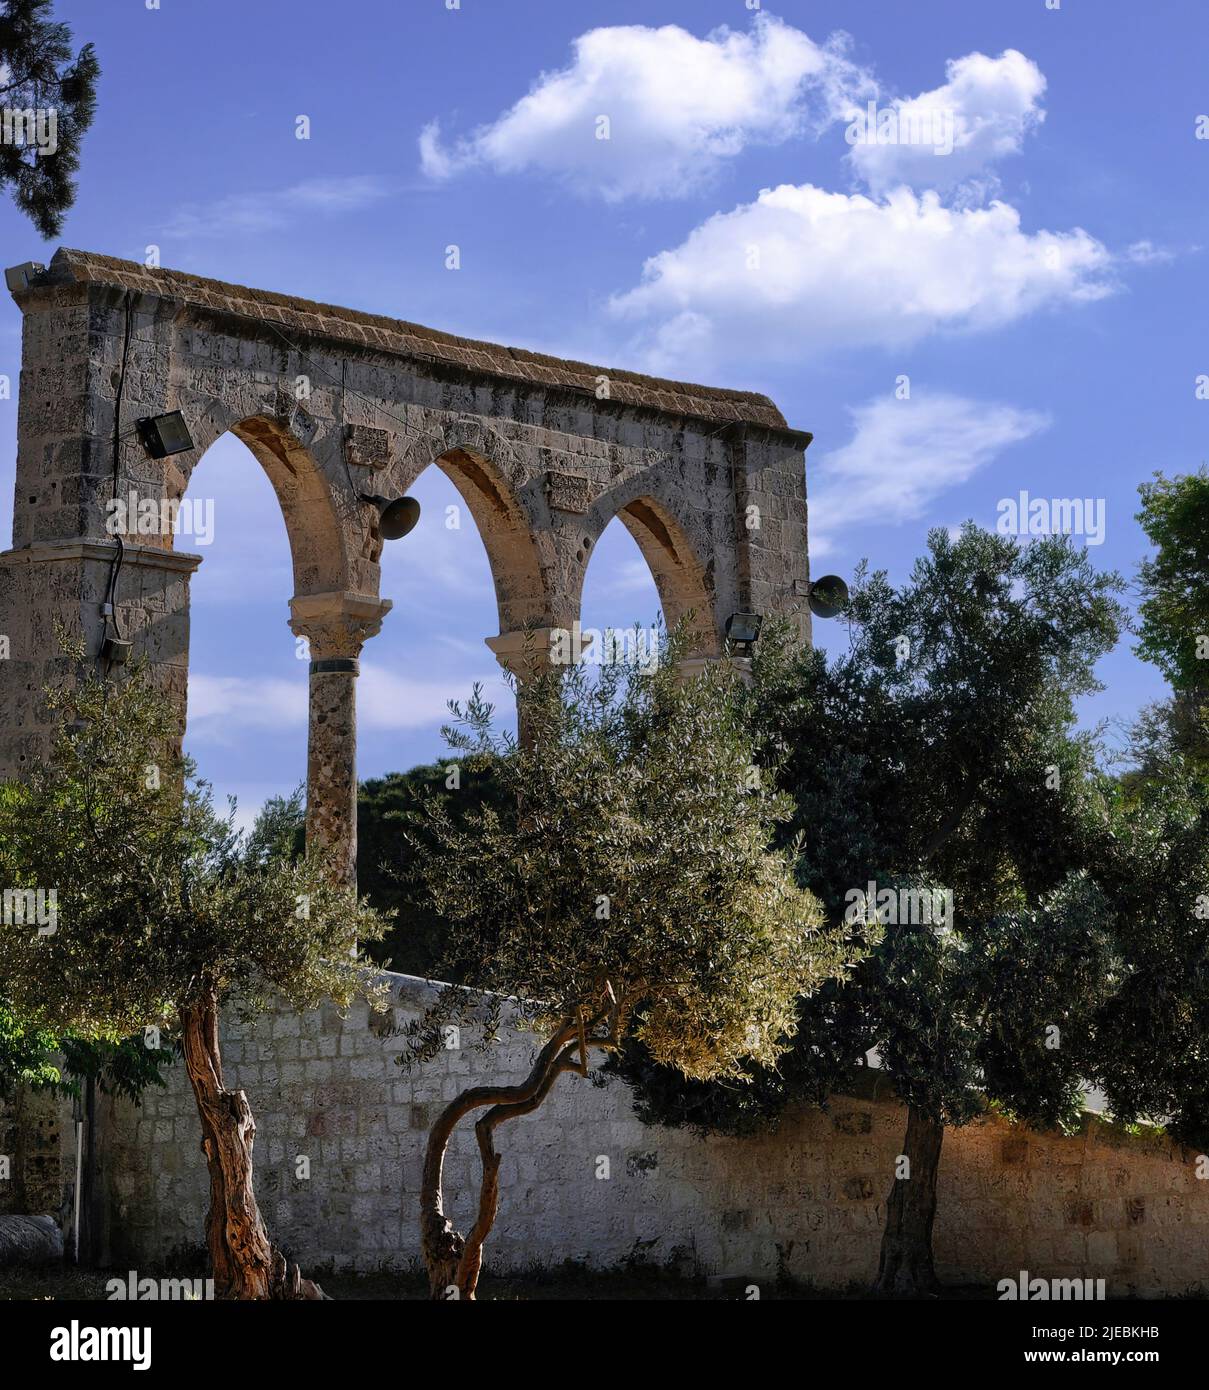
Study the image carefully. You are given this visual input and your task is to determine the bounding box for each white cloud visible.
[808,392,1051,559]
[609,183,1114,370]
[846,49,1046,195]
[1125,239,1176,265]
[419,15,873,200]
[595,556,659,598]
[186,664,508,741]
[357,663,509,732]
[167,176,390,239]
[187,674,306,734]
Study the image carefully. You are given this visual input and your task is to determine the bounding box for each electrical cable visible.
[100,294,134,668]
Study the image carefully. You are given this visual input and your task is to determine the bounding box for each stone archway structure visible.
[0,248,815,885]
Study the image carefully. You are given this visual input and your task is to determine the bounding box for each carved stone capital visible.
[289,591,392,662]
[485,627,559,680]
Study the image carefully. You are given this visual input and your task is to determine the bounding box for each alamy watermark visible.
[549,622,659,670]
[1,887,57,935]
[0,63,58,158]
[996,491,1106,546]
[105,491,214,546]
[845,101,955,157]
[106,1270,214,1301]
[49,1321,151,1371]
[843,880,953,929]
[998,1270,1106,1301]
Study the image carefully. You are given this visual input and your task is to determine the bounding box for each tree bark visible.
[179,991,325,1300]
[419,1021,584,1300]
[874,1105,944,1296]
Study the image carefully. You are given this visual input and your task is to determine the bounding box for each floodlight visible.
[136,411,194,459]
[4,262,45,293]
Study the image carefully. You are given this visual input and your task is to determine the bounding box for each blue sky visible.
[0,0,1205,822]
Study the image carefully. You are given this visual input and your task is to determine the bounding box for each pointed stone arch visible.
[395,417,553,636]
[0,249,813,888]
[176,412,356,599]
[576,489,721,659]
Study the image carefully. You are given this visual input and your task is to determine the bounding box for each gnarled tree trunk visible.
[180,991,325,1300]
[420,1019,590,1300]
[874,1104,944,1296]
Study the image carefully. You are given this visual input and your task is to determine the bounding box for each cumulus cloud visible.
[609,183,1114,370]
[846,49,1046,195]
[419,15,873,200]
[808,393,1051,559]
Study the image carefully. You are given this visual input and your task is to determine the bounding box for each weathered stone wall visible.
[0,1086,70,1220]
[92,974,1208,1296]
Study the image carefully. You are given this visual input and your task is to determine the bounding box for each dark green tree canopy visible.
[1135,467,1209,695]
[1130,468,1209,780]
[247,766,508,980]
[358,761,506,979]
[622,525,1126,1136]
[1093,729,1209,1148]
[0,0,98,237]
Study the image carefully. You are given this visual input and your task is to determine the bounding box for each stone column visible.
[484,627,563,746]
[675,654,753,686]
[484,627,562,681]
[289,592,391,887]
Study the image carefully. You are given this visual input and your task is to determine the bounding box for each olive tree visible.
[396,633,850,1299]
[620,526,1127,1294]
[1088,766,1209,1146]
[0,662,386,1298]
[1095,472,1209,1141]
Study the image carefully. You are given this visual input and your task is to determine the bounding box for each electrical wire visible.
[100,293,134,668]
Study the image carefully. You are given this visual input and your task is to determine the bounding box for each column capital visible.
[485,626,561,680]
[289,591,392,662]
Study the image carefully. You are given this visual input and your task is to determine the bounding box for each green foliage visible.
[0,999,173,1106]
[1135,467,1209,694]
[240,786,307,870]
[245,769,509,979]
[398,627,849,1082]
[357,762,507,978]
[0,999,60,1094]
[1089,764,1209,1150]
[58,1033,175,1107]
[0,0,99,237]
[1128,469,1209,783]
[621,525,1126,1134]
[0,661,388,1044]
[1096,466,1209,1145]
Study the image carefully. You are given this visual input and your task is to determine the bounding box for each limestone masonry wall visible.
[94,974,1208,1295]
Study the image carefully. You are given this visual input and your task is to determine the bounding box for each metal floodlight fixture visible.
[136,410,194,459]
[5,261,45,293]
[725,611,763,647]
[808,574,849,620]
[361,493,421,540]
